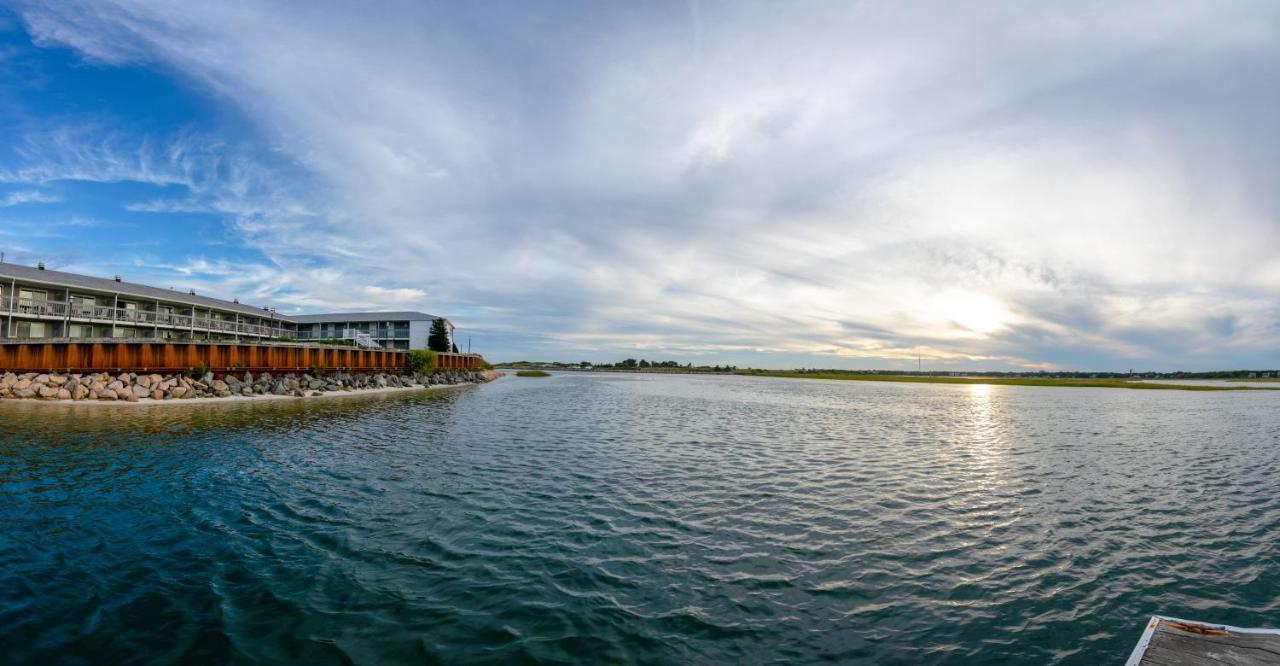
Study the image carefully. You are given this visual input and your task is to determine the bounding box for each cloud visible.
[0,189,60,206]
[9,1,1280,367]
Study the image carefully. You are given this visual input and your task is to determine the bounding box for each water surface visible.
[3,373,1278,664]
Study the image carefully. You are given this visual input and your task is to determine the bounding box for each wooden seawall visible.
[0,340,487,374]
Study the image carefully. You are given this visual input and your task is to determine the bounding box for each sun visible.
[934,292,1010,335]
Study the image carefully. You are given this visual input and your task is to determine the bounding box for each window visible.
[70,295,95,317]
[116,327,138,339]
[17,288,47,314]
[15,321,47,338]
[68,324,94,338]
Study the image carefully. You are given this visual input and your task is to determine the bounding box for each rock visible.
[38,385,59,399]
[243,371,253,383]
[72,385,88,400]
[122,389,139,402]
[98,389,118,400]
[292,389,305,398]
[34,374,49,385]
[16,388,35,399]
[150,390,164,400]
[310,391,322,397]
[56,388,71,400]
[170,387,188,399]
[14,379,31,391]
[107,380,124,392]
[136,375,152,389]
[132,385,150,398]
[149,374,163,386]
[212,380,229,392]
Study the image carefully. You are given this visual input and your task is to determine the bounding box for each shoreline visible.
[736,371,1280,391]
[0,380,484,407]
[497,367,1275,391]
[0,369,504,406]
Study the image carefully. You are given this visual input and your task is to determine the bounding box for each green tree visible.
[428,318,451,352]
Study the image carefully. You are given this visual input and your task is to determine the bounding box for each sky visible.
[0,1,1277,370]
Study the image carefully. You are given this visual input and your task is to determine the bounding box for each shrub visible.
[407,349,438,373]
[516,370,550,377]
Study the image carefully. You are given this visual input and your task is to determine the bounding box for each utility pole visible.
[467,335,471,354]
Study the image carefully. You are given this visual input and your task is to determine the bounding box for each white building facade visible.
[0,262,452,350]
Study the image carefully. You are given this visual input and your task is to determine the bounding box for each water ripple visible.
[2,375,1278,663]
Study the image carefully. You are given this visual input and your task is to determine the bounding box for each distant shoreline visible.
[736,371,1278,391]
[499,366,1278,391]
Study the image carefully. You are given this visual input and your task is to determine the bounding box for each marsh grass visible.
[736,371,1279,391]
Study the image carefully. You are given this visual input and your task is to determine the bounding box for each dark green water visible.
[2,373,1279,664]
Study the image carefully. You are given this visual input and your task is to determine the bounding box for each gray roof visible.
[290,311,443,324]
[0,262,287,319]
[0,263,449,326]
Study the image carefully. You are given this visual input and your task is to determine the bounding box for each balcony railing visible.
[297,329,411,340]
[2,297,291,338]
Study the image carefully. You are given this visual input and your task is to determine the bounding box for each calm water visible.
[3,373,1279,664]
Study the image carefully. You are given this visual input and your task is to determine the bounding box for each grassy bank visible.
[735,370,1278,391]
[516,370,551,377]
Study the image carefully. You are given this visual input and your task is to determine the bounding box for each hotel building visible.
[0,262,451,350]
[292,312,450,350]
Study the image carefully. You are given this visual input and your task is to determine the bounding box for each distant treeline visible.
[745,369,1280,379]
[498,362,1279,379]
[500,359,739,372]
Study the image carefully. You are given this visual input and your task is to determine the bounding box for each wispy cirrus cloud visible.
[0,189,60,206]
[5,1,1280,368]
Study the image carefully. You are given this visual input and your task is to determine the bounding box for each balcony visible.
[3,297,287,338]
